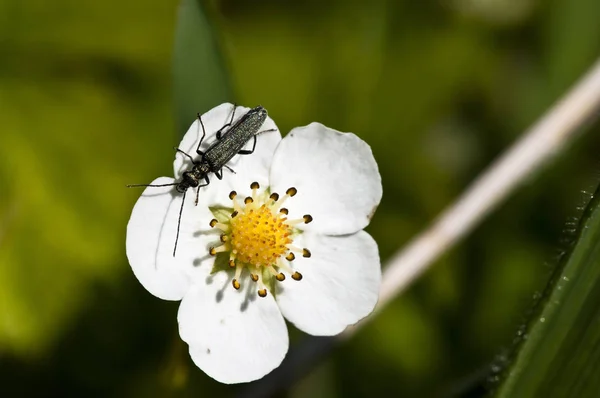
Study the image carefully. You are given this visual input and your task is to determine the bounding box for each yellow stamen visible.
[254,272,268,298]
[229,191,241,212]
[251,182,260,201]
[214,223,229,231]
[287,215,313,226]
[276,258,294,274]
[209,245,229,255]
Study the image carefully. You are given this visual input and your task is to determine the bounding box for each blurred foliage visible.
[1,0,600,396]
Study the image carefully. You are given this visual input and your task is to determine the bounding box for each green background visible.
[1,0,600,396]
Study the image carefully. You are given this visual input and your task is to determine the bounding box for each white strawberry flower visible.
[126,103,382,384]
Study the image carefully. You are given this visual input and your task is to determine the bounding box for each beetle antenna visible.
[173,190,186,257]
[127,183,178,188]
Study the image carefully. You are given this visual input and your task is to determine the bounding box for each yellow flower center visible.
[209,182,312,297]
[230,203,293,266]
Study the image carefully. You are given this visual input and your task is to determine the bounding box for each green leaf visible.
[495,184,600,397]
[173,0,232,136]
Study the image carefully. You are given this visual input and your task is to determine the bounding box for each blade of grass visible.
[494,183,600,397]
[173,0,231,136]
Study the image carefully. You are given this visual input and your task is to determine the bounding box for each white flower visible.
[126,103,382,384]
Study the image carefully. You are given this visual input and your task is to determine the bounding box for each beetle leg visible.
[194,185,200,206]
[216,104,237,140]
[174,147,196,163]
[223,164,236,174]
[238,135,257,155]
[195,112,207,157]
[195,176,210,205]
[215,169,223,180]
[257,128,276,135]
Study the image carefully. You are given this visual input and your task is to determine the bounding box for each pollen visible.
[209,182,312,297]
[230,203,291,265]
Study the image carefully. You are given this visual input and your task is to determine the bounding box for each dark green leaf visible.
[495,184,600,397]
[173,0,231,136]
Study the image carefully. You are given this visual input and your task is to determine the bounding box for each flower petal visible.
[270,123,382,235]
[174,103,281,205]
[174,103,232,179]
[275,231,381,336]
[178,270,288,384]
[126,177,217,300]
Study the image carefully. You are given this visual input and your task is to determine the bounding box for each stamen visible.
[279,208,289,215]
[250,273,259,282]
[211,222,229,231]
[275,258,292,274]
[287,217,311,226]
[287,245,303,253]
[228,252,237,268]
[209,245,229,255]
[232,263,243,289]
[220,234,228,242]
[302,248,312,258]
[273,187,297,209]
[269,192,280,202]
[251,182,259,201]
[303,214,313,224]
[266,264,285,278]
[292,271,303,281]
[286,252,295,261]
[230,191,241,211]
[255,272,268,298]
